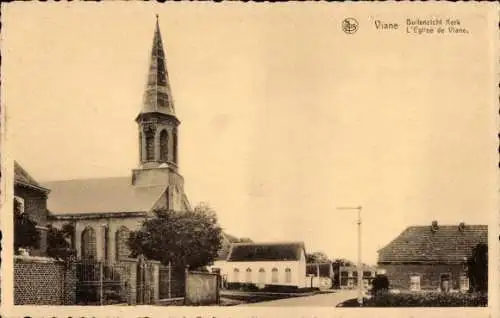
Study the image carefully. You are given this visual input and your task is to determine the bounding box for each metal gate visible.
[75,259,132,305]
[136,255,155,304]
[159,263,186,299]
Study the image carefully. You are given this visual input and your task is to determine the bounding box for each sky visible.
[2,3,497,264]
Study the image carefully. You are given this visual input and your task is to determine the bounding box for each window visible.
[172,128,178,164]
[410,275,421,291]
[81,226,97,260]
[285,268,292,283]
[271,268,279,283]
[245,268,252,283]
[159,130,168,162]
[340,271,348,287]
[139,131,143,162]
[459,274,469,292]
[145,129,155,161]
[363,271,372,277]
[352,271,358,277]
[104,226,109,261]
[233,268,240,282]
[258,268,266,284]
[115,226,131,260]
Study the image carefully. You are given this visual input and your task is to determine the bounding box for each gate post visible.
[124,259,137,305]
[99,261,104,306]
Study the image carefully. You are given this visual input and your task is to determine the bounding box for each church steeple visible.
[135,16,180,171]
[138,15,176,118]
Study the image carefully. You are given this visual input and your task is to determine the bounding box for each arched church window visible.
[115,226,131,260]
[159,130,168,162]
[172,128,178,164]
[145,128,155,161]
[81,226,97,260]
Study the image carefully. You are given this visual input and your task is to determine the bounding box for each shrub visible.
[364,291,487,307]
[371,274,389,296]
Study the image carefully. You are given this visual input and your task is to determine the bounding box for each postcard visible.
[1,2,498,318]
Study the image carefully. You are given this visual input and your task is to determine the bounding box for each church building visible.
[47,17,191,263]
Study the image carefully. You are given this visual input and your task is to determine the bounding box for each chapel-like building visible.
[48,17,191,263]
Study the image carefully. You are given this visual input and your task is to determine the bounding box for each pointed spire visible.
[139,16,176,118]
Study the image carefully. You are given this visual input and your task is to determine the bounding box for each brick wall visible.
[15,185,49,256]
[15,185,48,227]
[380,263,467,291]
[14,255,77,305]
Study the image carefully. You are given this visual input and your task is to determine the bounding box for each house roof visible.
[215,233,248,261]
[14,161,50,193]
[377,224,487,264]
[223,232,240,244]
[227,242,306,262]
[43,177,166,215]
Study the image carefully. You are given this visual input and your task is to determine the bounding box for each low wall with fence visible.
[185,271,220,306]
[14,255,77,305]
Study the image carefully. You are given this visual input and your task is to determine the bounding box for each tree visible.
[14,198,40,254]
[468,243,488,293]
[47,223,75,260]
[128,203,222,271]
[306,251,330,263]
[371,274,390,296]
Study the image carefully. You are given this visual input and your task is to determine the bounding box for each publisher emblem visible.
[342,18,359,34]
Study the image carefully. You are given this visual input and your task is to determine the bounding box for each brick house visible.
[14,161,51,256]
[377,221,487,292]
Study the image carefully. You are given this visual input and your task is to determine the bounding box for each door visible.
[440,274,451,292]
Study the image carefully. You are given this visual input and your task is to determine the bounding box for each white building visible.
[223,242,308,289]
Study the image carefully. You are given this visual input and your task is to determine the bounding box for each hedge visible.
[364,291,487,307]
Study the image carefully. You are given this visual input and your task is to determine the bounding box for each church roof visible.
[139,16,176,119]
[14,161,50,194]
[43,177,166,216]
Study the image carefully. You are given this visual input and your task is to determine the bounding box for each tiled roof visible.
[216,233,251,261]
[227,242,305,262]
[223,233,240,244]
[43,177,166,215]
[378,224,487,263]
[14,161,49,193]
[215,233,234,261]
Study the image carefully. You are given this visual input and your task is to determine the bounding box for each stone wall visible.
[185,271,219,306]
[380,263,467,291]
[14,255,77,305]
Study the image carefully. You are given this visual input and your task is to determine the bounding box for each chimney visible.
[431,220,439,233]
[458,222,466,232]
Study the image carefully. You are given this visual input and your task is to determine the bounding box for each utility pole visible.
[337,206,363,306]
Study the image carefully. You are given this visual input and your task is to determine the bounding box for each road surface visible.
[238,290,359,307]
